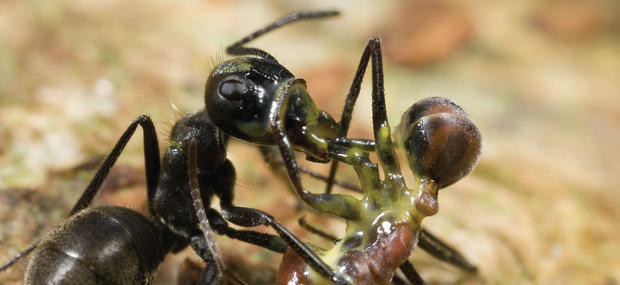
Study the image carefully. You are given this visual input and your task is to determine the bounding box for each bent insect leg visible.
[219,205,350,285]
[270,79,362,220]
[324,32,383,194]
[0,115,161,272]
[187,141,349,285]
[269,38,409,220]
[418,229,478,273]
[399,261,426,285]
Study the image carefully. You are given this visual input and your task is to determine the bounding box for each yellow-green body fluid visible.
[320,125,437,284]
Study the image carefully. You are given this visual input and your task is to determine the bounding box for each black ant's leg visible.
[298,216,339,242]
[187,141,288,253]
[296,218,413,285]
[220,205,349,285]
[364,37,406,188]
[391,275,410,285]
[0,115,160,272]
[324,33,380,194]
[260,145,364,193]
[418,229,477,272]
[188,140,224,276]
[187,141,348,284]
[399,260,426,285]
[190,236,222,284]
[270,79,362,221]
[327,38,405,192]
[71,115,161,215]
[226,10,339,60]
[328,138,376,151]
[207,209,288,253]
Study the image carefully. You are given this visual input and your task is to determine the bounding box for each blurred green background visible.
[1,0,619,284]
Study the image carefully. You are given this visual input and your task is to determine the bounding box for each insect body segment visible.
[205,57,339,162]
[25,207,176,284]
[3,9,483,284]
[273,35,482,284]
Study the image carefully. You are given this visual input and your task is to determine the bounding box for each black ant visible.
[201,10,482,285]
[1,9,481,284]
[0,11,356,285]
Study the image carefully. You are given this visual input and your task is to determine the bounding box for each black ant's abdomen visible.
[25,206,174,285]
[397,97,482,188]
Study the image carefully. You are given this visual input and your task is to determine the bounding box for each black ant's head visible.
[396,97,482,189]
[205,56,295,144]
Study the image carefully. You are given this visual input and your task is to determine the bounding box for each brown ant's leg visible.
[0,115,161,272]
[270,79,362,221]
[226,10,339,61]
[399,260,426,285]
[418,229,478,273]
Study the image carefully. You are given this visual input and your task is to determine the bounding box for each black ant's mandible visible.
[202,10,482,285]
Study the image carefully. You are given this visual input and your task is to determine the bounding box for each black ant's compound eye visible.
[219,79,249,101]
[397,97,481,189]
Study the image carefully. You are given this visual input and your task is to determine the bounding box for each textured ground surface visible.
[1,0,619,284]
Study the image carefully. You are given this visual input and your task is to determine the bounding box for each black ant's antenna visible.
[226,10,339,60]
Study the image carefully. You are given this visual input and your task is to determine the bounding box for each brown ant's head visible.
[396,97,482,189]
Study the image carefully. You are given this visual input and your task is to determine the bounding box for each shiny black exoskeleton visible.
[25,207,176,284]
[2,10,480,285]
[2,109,335,284]
[2,114,229,284]
[202,10,481,285]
